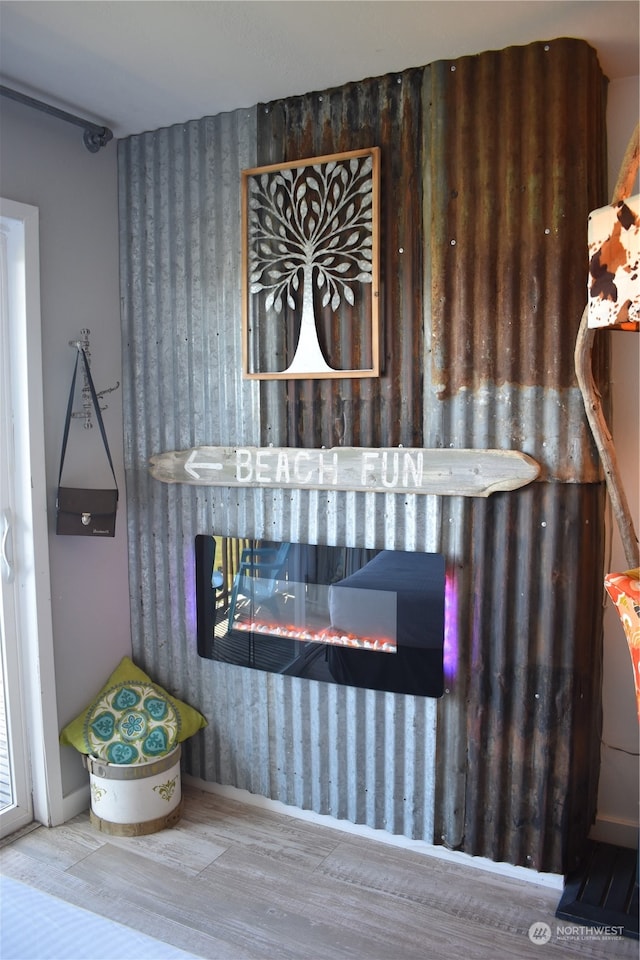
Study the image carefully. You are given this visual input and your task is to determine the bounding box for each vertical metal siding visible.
[119,108,439,845]
[445,484,605,869]
[425,40,608,477]
[257,69,426,450]
[423,40,607,871]
[119,38,607,873]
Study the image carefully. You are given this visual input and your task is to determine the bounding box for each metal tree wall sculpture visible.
[242,148,380,379]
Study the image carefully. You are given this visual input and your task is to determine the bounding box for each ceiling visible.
[1,1,638,140]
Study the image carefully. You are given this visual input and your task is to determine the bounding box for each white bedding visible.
[0,875,200,960]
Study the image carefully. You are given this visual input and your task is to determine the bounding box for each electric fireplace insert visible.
[195,536,445,697]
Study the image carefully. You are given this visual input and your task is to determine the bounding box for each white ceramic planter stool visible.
[85,745,183,836]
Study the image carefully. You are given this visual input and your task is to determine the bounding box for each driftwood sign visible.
[149,446,539,497]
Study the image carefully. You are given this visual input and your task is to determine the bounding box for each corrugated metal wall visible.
[255,68,427,447]
[119,38,608,873]
[423,40,608,870]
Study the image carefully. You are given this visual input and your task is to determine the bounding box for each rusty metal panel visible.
[251,39,608,871]
[434,484,604,871]
[424,39,609,481]
[421,39,608,872]
[119,37,608,874]
[256,69,426,450]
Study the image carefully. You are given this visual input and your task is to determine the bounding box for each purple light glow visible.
[443,571,458,680]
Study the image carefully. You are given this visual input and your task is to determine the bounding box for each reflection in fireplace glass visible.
[195,536,445,697]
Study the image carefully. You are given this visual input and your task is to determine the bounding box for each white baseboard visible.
[61,783,90,823]
[183,774,563,890]
[589,815,639,849]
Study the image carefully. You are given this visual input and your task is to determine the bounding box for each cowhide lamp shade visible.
[587,194,640,331]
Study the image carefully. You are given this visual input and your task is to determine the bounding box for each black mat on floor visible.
[556,840,639,940]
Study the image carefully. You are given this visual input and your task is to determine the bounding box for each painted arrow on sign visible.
[149,445,540,498]
[184,449,224,480]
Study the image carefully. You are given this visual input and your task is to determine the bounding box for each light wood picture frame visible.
[242,147,380,380]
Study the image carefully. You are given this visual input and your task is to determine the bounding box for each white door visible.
[0,205,33,833]
[0,198,62,837]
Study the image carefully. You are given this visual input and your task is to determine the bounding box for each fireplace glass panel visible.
[195,536,445,697]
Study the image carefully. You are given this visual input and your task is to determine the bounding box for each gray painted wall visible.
[0,97,131,799]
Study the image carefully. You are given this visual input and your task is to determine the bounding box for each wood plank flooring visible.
[1,784,637,960]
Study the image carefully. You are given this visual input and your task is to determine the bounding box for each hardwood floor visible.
[1,784,636,960]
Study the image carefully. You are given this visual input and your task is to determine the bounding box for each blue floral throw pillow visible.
[60,656,207,764]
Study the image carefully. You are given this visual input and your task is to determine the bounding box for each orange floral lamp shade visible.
[587,195,639,331]
[604,568,640,721]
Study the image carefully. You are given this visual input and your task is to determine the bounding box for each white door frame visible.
[1,197,63,834]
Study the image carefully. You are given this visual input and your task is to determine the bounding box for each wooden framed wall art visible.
[242,147,380,379]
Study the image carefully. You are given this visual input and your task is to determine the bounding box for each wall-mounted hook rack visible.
[68,329,120,429]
